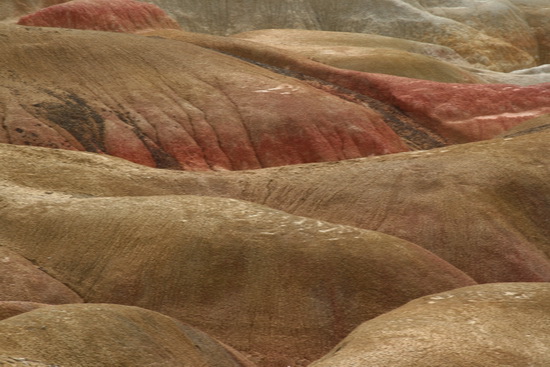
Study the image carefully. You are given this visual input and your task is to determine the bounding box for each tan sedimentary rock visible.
[0,128,548,284]
[0,0,68,22]
[0,247,82,305]
[310,282,550,367]
[17,0,181,33]
[144,0,536,71]
[0,301,49,321]
[0,184,474,366]
[510,0,550,64]
[232,29,484,83]
[0,303,257,367]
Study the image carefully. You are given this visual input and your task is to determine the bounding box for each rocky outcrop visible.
[0,184,474,366]
[0,246,82,305]
[17,0,181,33]
[0,303,257,367]
[310,283,550,367]
[0,24,410,171]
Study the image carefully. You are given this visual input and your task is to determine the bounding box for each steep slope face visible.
[419,0,538,61]
[0,24,409,171]
[0,246,82,305]
[1,130,547,284]
[310,283,550,367]
[352,73,550,143]
[17,0,181,33]
[0,186,474,367]
[0,303,256,367]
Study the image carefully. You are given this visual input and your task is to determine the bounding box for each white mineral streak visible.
[253,84,300,94]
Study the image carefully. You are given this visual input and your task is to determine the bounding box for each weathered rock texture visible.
[0,303,256,367]
[0,24,410,170]
[0,183,474,366]
[146,29,550,144]
[10,0,549,71]
[231,29,550,85]
[232,29,484,83]
[0,246,82,304]
[0,0,68,22]
[0,129,548,285]
[510,0,550,64]
[140,0,537,71]
[17,0,181,33]
[310,282,550,367]
[0,356,57,367]
[0,302,49,321]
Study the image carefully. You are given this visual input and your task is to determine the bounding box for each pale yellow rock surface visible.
[232,29,484,83]
[142,0,537,71]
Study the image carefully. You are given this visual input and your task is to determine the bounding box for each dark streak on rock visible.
[502,123,550,138]
[216,50,447,150]
[31,90,106,152]
[114,110,182,170]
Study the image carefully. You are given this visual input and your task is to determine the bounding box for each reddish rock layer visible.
[0,25,410,171]
[17,0,181,33]
[148,30,550,144]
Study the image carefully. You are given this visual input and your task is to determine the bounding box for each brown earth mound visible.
[0,303,256,367]
[147,29,550,144]
[0,246,82,305]
[0,185,474,366]
[232,29,484,84]
[143,0,536,71]
[310,282,550,367]
[17,0,181,33]
[0,302,49,321]
[0,129,548,285]
[0,24,410,170]
[0,1,67,22]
